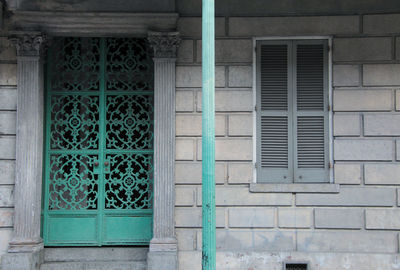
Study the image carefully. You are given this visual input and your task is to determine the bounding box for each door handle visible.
[104,161,109,166]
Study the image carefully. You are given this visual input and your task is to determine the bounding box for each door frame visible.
[42,37,155,246]
[5,11,180,270]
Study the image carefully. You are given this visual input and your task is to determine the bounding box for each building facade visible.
[0,0,400,269]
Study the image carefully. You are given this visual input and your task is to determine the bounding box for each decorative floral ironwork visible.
[106,94,154,150]
[45,37,154,226]
[50,95,99,150]
[106,38,153,91]
[105,154,153,210]
[49,154,98,210]
[50,37,101,91]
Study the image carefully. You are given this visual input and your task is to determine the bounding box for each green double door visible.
[42,37,154,246]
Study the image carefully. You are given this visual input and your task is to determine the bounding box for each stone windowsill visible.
[249,183,340,193]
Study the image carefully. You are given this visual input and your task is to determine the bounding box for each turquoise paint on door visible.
[42,37,154,246]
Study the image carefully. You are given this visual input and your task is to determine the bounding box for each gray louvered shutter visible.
[293,41,329,182]
[257,42,293,183]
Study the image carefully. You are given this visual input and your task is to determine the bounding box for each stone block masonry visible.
[333,65,360,87]
[0,36,17,261]
[174,14,400,269]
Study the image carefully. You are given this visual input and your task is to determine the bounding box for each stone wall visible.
[175,14,400,269]
[0,36,16,257]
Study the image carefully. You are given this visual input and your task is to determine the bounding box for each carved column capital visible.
[9,33,48,57]
[147,31,180,58]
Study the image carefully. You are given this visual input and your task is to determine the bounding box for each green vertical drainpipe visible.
[202,0,216,269]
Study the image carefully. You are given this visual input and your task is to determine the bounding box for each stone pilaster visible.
[1,33,47,270]
[147,31,180,270]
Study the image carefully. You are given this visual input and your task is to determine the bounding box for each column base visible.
[1,249,44,270]
[8,238,44,253]
[1,239,44,270]
[147,250,177,270]
[147,238,178,270]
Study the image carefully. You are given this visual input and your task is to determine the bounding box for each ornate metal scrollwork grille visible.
[43,37,154,245]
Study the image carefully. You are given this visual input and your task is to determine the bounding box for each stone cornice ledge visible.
[250,183,340,193]
[10,11,179,36]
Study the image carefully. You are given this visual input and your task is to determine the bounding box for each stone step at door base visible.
[40,261,147,270]
[40,247,148,270]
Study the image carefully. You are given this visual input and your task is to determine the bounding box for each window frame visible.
[252,36,334,185]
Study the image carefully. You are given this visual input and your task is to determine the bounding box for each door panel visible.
[43,37,154,246]
[105,94,154,150]
[46,215,98,244]
[49,95,100,151]
[48,154,99,210]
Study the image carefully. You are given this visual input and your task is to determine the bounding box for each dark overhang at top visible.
[5,0,400,16]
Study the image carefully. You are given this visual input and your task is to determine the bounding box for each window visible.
[256,39,330,183]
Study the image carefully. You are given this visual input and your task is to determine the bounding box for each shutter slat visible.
[260,45,288,111]
[297,116,325,168]
[297,44,324,111]
[261,116,288,168]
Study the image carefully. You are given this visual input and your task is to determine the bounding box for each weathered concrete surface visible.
[314,208,363,229]
[227,162,252,184]
[40,261,147,270]
[175,91,194,112]
[175,208,225,228]
[366,209,400,230]
[333,90,392,111]
[44,247,148,262]
[229,16,359,36]
[197,187,292,206]
[278,208,312,228]
[197,39,252,63]
[0,38,16,61]
[175,139,194,161]
[0,89,17,110]
[40,247,148,270]
[176,66,226,88]
[179,251,400,270]
[197,139,252,161]
[229,208,275,228]
[177,40,193,63]
[333,37,392,61]
[176,229,196,251]
[334,139,393,161]
[297,231,397,253]
[175,186,195,207]
[364,64,400,86]
[0,112,16,135]
[196,230,295,252]
[333,163,362,184]
[0,160,15,185]
[2,249,42,270]
[333,65,360,86]
[365,163,400,185]
[333,114,360,136]
[176,114,226,136]
[197,90,253,112]
[0,65,16,85]
[364,14,400,34]
[177,17,226,38]
[364,114,400,136]
[296,187,395,206]
[175,162,225,184]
